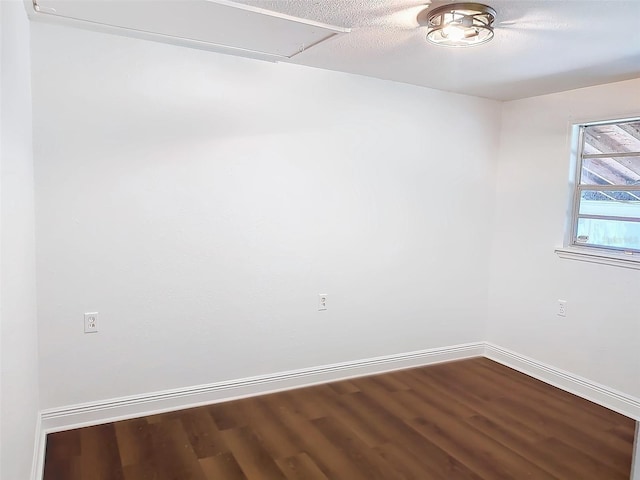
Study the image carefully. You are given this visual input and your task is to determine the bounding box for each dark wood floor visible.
[43,357,637,480]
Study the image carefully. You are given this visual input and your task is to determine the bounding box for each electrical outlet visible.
[557,300,567,317]
[318,294,327,311]
[84,312,98,333]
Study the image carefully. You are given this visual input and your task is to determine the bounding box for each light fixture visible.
[418,3,496,47]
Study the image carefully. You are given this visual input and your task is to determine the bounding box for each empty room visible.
[1,0,639,479]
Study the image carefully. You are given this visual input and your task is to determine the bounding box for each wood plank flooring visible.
[43,358,637,480]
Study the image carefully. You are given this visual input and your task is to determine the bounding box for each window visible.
[568,118,640,258]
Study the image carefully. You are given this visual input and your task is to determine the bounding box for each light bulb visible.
[442,23,465,41]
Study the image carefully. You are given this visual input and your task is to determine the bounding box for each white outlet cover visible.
[557,300,567,317]
[84,312,98,333]
[318,294,327,311]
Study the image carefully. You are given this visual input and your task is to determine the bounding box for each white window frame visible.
[556,116,640,270]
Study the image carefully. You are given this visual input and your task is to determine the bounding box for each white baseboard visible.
[34,342,484,479]
[40,342,484,433]
[33,341,640,480]
[484,343,640,421]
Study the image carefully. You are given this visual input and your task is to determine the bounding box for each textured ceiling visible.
[234,0,640,100]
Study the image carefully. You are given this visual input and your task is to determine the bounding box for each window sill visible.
[555,247,640,270]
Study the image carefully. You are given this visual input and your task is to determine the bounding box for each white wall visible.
[488,78,640,398]
[0,2,40,479]
[31,22,501,409]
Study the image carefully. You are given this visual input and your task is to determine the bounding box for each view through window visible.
[571,119,640,254]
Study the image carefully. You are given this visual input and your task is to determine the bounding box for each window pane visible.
[575,217,640,251]
[583,121,640,154]
[580,156,640,185]
[579,190,640,216]
[570,119,640,256]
